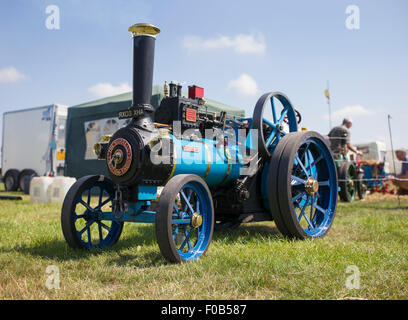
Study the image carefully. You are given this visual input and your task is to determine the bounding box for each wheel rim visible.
[5,176,14,190]
[73,182,122,249]
[252,92,298,157]
[346,165,357,200]
[289,137,337,237]
[171,181,213,261]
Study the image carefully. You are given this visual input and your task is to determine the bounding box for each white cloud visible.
[88,82,131,99]
[183,33,266,55]
[323,105,373,122]
[227,73,259,96]
[0,66,28,83]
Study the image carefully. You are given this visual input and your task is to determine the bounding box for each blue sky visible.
[0,0,407,149]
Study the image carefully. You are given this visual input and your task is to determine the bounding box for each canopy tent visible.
[65,86,245,178]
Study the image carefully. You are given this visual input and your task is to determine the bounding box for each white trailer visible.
[1,104,68,191]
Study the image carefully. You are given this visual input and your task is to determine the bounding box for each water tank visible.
[29,177,53,203]
[48,177,76,203]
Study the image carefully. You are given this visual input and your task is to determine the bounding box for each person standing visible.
[386,149,408,194]
[328,118,363,157]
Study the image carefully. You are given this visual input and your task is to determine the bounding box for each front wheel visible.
[61,175,124,249]
[156,174,214,263]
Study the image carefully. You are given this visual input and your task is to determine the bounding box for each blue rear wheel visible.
[156,174,214,263]
[269,131,338,238]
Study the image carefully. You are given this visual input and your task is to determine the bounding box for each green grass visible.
[0,186,407,299]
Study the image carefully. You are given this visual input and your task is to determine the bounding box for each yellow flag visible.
[324,89,330,100]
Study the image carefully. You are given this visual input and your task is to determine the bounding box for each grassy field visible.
[0,186,407,300]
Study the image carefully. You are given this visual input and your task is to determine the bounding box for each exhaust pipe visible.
[118,23,160,128]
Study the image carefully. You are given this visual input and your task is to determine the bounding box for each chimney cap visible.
[128,23,160,38]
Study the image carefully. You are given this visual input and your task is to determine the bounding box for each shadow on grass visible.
[1,223,284,268]
[1,224,168,267]
[213,223,283,243]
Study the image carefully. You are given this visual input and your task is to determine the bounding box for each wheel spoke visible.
[98,187,103,206]
[295,154,309,178]
[318,180,330,187]
[75,213,85,221]
[179,227,194,251]
[78,220,94,235]
[265,128,278,147]
[310,154,323,168]
[297,198,308,221]
[313,202,327,215]
[270,96,277,123]
[180,190,195,214]
[277,108,287,125]
[292,192,305,203]
[98,222,103,243]
[95,196,113,210]
[87,226,92,244]
[79,199,93,212]
[263,118,277,129]
[303,213,314,229]
[183,189,193,212]
[98,221,111,232]
[310,195,315,222]
[306,150,313,177]
[291,175,306,185]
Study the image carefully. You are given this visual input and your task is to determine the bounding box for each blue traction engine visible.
[61,24,338,263]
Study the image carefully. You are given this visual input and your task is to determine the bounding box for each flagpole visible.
[327,80,332,130]
[388,114,400,206]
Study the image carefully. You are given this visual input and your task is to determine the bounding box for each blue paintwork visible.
[137,185,157,200]
[170,133,245,186]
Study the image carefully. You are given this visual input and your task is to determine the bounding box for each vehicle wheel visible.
[268,132,299,237]
[269,131,338,239]
[156,174,214,263]
[18,169,37,191]
[4,169,20,191]
[61,175,124,249]
[252,92,298,158]
[356,172,367,200]
[23,173,38,195]
[338,162,357,202]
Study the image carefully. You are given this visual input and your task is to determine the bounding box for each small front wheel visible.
[156,174,214,263]
[61,175,124,249]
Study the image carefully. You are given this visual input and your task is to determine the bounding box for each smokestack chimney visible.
[128,23,160,117]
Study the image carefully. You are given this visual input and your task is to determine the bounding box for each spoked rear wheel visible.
[269,131,338,239]
[339,162,357,202]
[61,175,124,249]
[156,174,214,263]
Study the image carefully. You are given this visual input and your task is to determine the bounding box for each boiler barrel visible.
[167,135,244,186]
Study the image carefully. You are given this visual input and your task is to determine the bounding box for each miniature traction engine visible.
[61,24,338,263]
